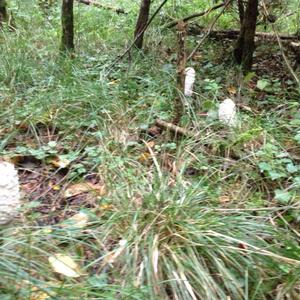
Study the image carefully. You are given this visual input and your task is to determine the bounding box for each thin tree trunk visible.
[237,0,244,23]
[60,0,74,52]
[0,0,8,27]
[134,0,151,49]
[234,0,259,72]
[173,21,187,125]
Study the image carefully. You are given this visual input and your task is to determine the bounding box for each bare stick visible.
[155,119,191,137]
[261,0,300,86]
[77,0,126,14]
[188,27,300,42]
[165,2,226,29]
[187,0,233,61]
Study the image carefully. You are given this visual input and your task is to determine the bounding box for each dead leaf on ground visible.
[48,254,82,278]
[29,288,49,300]
[219,195,231,204]
[64,182,106,198]
[49,156,71,169]
[138,152,152,165]
[227,86,237,95]
[61,211,89,229]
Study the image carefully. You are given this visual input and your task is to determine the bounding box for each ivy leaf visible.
[286,163,298,174]
[294,133,300,144]
[268,171,285,180]
[274,190,292,204]
[256,79,269,90]
[258,162,272,171]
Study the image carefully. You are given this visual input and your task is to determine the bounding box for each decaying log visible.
[188,26,300,42]
[77,0,126,14]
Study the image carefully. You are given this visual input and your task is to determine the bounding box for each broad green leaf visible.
[256,79,269,90]
[274,190,292,204]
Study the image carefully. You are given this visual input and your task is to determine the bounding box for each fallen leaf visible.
[30,288,49,300]
[48,254,82,278]
[227,86,237,95]
[49,156,71,169]
[138,152,152,164]
[146,141,155,148]
[102,239,127,266]
[64,182,106,198]
[62,212,89,229]
[99,204,114,210]
[219,195,231,204]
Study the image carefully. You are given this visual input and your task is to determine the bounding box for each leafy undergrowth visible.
[1,1,300,299]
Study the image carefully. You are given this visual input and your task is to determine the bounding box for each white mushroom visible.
[0,162,21,225]
[184,67,196,97]
[218,98,238,127]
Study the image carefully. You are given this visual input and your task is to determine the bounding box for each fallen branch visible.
[188,26,300,42]
[165,2,226,29]
[187,0,233,61]
[155,119,191,137]
[77,0,126,14]
[261,0,299,86]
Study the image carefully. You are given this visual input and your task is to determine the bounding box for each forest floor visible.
[0,1,300,299]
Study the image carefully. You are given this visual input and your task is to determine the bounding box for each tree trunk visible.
[234,0,259,72]
[0,0,8,26]
[237,0,244,23]
[60,0,74,52]
[134,0,151,49]
[173,21,187,125]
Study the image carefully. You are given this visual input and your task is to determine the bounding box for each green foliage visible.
[0,0,300,299]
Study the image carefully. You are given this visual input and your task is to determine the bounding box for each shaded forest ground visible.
[0,1,300,299]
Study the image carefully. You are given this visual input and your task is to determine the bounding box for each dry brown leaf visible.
[99,204,114,210]
[146,141,155,148]
[138,152,152,164]
[64,182,106,198]
[29,288,49,300]
[102,239,127,266]
[49,156,71,169]
[227,86,237,95]
[219,195,231,204]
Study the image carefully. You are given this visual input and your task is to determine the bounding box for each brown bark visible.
[0,0,8,26]
[237,0,244,23]
[134,0,151,49]
[234,0,259,72]
[60,0,74,52]
[155,119,191,137]
[173,21,187,125]
[77,0,126,14]
[188,26,299,42]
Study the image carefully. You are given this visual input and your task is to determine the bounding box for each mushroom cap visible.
[218,98,237,127]
[0,162,20,225]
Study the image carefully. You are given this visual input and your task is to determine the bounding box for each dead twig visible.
[261,0,300,86]
[77,0,126,14]
[188,26,300,42]
[155,119,191,137]
[187,0,233,61]
[106,0,169,74]
[165,2,226,29]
